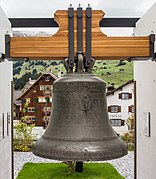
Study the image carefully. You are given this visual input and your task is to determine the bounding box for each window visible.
[25,116,35,124]
[38,97,46,103]
[45,85,51,90]
[27,107,35,112]
[108,105,121,113]
[119,93,132,100]
[45,76,50,81]
[40,85,52,93]
[43,107,51,112]
[32,117,38,122]
[121,93,129,100]
[27,116,35,120]
[43,116,50,121]
[110,119,124,127]
[26,98,30,103]
[128,105,134,113]
[40,85,45,91]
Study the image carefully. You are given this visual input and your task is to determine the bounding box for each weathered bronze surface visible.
[33,72,127,161]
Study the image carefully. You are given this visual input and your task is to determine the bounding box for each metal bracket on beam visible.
[128,33,155,62]
[3,34,29,62]
[85,5,92,67]
[150,34,155,59]
[68,5,74,68]
[4,34,29,62]
[5,34,10,59]
[0,34,10,63]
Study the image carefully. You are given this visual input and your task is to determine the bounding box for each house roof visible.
[13,90,22,105]
[106,79,134,96]
[16,73,58,100]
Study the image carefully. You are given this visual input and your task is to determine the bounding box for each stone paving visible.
[14,151,134,179]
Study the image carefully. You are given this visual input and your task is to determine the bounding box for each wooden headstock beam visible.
[8,10,153,60]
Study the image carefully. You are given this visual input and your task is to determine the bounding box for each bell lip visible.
[33,148,128,162]
[33,137,128,162]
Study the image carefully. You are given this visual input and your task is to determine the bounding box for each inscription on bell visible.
[81,95,90,111]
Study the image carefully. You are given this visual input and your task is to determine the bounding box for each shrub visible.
[127,143,134,151]
[13,103,35,152]
[106,72,111,75]
[120,132,134,151]
[120,132,134,143]
[119,69,124,72]
[62,161,76,173]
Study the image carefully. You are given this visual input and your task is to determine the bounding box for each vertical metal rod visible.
[75,162,83,173]
[77,4,83,52]
[68,5,74,68]
[85,5,92,67]
[2,113,4,138]
[7,113,9,136]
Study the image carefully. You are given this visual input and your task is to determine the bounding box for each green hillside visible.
[93,60,133,87]
[13,60,133,90]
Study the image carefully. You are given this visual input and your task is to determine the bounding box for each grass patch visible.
[17,162,124,179]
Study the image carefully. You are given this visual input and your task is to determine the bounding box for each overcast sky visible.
[0,0,156,18]
[1,0,156,37]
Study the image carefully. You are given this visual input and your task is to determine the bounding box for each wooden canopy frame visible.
[5,10,155,60]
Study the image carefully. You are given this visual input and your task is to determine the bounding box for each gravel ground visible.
[14,151,134,179]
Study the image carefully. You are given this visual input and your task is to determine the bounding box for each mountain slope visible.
[13,60,133,90]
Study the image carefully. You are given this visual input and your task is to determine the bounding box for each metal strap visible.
[150,34,155,58]
[5,34,10,59]
[77,5,83,52]
[85,5,92,67]
[68,5,74,67]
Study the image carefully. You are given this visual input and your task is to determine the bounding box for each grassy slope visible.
[93,60,133,87]
[17,163,124,179]
[14,60,133,88]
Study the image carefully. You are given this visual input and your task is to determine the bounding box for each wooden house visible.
[17,73,57,126]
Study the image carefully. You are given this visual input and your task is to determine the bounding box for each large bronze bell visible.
[33,56,127,161]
